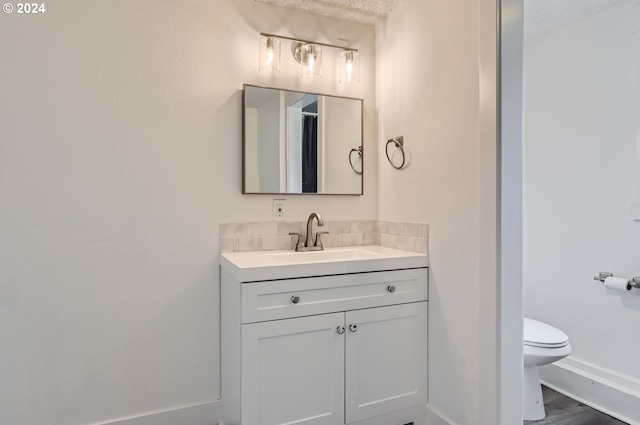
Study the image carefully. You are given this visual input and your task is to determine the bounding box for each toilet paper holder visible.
[593,272,640,290]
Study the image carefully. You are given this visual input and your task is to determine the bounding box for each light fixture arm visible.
[260,32,358,53]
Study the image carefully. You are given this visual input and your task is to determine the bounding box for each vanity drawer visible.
[240,268,428,323]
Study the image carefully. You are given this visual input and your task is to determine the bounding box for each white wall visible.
[245,108,260,192]
[323,96,362,193]
[257,92,281,193]
[0,1,376,424]
[524,0,640,403]
[376,0,500,423]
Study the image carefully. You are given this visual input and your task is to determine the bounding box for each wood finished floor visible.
[524,386,628,425]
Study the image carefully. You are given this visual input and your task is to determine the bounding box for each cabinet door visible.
[345,302,427,423]
[242,313,345,425]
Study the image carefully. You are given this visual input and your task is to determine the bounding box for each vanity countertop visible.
[220,245,428,282]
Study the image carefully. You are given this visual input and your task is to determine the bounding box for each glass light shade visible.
[300,44,322,80]
[339,50,359,84]
[259,36,281,74]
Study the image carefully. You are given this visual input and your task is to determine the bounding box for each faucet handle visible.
[314,231,330,248]
[289,232,303,251]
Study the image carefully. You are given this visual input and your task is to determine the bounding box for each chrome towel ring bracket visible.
[349,146,363,174]
[386,136,406,169]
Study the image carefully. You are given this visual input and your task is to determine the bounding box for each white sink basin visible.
[220,245,428,282]
[266,247,385,264]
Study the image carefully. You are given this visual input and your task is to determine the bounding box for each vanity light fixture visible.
[339,50,359,84]
[259,32,358,84]
[296,43,322,80]
[259,36,281,74]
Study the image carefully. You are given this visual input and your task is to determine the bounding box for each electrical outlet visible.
[273,199,286,221]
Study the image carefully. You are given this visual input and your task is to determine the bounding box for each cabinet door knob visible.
[337,326,345,335]
[291,295,300,304]
[349,324,358,333]
[387,285,396,293]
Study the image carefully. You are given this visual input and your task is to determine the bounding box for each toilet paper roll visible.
[604,276,630,291]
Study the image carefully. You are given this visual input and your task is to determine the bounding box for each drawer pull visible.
[291,295,300,304]
[349,324,358,333]
[337,326,345,335]
[387,285,396,293]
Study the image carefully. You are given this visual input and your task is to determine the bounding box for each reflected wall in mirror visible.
[243,85,363,195]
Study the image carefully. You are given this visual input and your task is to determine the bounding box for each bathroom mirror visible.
[242,84,363,195]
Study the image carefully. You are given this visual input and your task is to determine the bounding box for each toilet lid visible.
[524,318,569,348]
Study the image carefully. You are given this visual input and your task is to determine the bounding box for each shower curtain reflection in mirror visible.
[302,114,317,193]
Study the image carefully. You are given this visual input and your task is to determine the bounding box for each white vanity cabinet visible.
[240,312,345,425]
[221,248,428,425]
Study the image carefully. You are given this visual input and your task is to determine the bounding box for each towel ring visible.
[349,146,363,175]
[386,136,405,169]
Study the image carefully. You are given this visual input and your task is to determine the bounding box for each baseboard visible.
[539,359,640,425]
[99,400,454,425]
[99,400,220,425]
[559,357,640,397]
[101,401,448,425]
[426,405,458,425]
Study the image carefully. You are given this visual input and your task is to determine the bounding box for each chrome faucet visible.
[305,212,324,249]
[290,212,328,251]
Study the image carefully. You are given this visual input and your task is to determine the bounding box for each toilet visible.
[523,318,572,421]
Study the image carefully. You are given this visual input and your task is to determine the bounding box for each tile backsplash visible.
[220,220,428,254]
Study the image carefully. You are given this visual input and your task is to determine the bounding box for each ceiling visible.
[257,0,628,39]
[255,0,404,25]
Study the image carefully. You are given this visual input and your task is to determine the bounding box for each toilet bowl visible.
[523,318,572,421]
